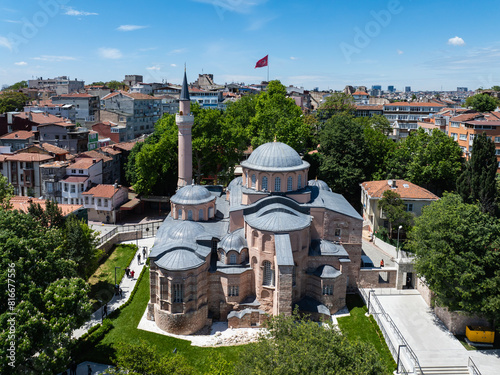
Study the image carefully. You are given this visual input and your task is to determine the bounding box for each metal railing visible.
[97,220,163,246]
[360,289,423,375]
[468,357,482,375]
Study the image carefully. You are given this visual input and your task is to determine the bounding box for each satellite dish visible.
[387,180,393,187]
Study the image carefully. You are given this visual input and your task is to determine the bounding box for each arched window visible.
[263,260,274,286]
[229,253,237,264]
[245,171,248,187]
[297,175,302,189]
[251,174,256,188]
[199,209,204,221]
[187,210,193,221]
[275,177,281,192]
[262,176,268,191]
[178,208,182,219]
[287,176,293,191]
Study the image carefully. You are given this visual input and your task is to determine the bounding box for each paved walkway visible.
[371,291,500,375]
[73,237,156,339]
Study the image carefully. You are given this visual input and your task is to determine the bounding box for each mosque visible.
[147,72,363,334]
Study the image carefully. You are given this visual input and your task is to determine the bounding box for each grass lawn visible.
[337,294,396,375]
[87,244,138,310]
[79,264,244,373]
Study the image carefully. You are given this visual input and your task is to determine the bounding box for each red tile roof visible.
[0,130,34,140]
[352,91,369,96]
[82,184,122,198]
[100,147,121,155]
[78,150,112,163]
[58,93,94,98]
[39,143,69,155]
[113,141,136,151]
[9,197,82,216]
[70,158,99,170]
[355,105,384,110]
[361,180,439,200]
[450,113,482,122]
[101,90,161,101]
[15,112,71,124]
[5,153,54,162]
[62,176,89,183]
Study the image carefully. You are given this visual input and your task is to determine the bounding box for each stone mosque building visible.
[147,72,363,334]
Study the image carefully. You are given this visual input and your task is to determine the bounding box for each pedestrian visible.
[137,253,141,264]
[103,303,107,318]
[119,287,123,298]
[142,247,147,259]
[88,364,92,375]
[70,360,77,375]
[130,270,135,278]
[125,267,130,278]
[114,284,119,296]
[380,259,385,268]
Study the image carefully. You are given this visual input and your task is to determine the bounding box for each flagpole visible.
[267,63,269,82]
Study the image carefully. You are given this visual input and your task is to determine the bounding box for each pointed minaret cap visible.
[180,66,190,101]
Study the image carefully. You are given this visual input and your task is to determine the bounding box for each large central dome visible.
[241,141,309,172]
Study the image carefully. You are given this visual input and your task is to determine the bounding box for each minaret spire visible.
[176,69,194,189]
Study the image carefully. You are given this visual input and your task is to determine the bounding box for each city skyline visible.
[1,0,499,91]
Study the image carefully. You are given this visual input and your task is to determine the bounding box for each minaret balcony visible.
[175,113,194,125]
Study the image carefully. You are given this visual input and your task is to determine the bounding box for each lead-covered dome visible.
[308,179,331,191]
[219,228,247,253]
[171,184,215,205]
[241,141,309,172]
[166,220,206,241]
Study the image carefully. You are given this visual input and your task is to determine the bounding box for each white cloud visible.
[117,25,148,32]
[14,61,27,66]
[33,55,76,62]
[98,48,122,59]
[448,36,465,46]
[0,36,12,51]
[64,7,98,16]
[290,56,298,60]
[192,0,267,14]
[170,63,177,67]
[147,65,161,71]
[169,48,188,55]
[397,49,404,55]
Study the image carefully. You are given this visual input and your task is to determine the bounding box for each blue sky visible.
[1,0,500,91]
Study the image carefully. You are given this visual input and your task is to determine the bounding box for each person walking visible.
[70,360,77,375]
[103,303,108,318]
[130,270,135,279]
[137,253,141,264]
[119,287,123,298]
[142,247,147,259]
[125,267,130,278]
[380,259,385,268]
[88,364,92,375]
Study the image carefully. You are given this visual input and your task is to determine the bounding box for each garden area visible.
[87,243,138,311]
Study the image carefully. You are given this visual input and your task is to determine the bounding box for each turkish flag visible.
[255,55,268,68]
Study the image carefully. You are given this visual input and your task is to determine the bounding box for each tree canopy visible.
[465,93,498,112]
[457,132,497,215]
[386,128,464,196]
[317,92,356,120]
[0,91,29,113]
[378,190,413,239]
[0,175,13,209]
[409,193,500,323]
[238,311,385,375]
[4,81,28,91]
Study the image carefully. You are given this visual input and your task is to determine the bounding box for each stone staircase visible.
[416,365,470,375]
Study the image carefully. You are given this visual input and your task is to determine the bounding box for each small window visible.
[335,228,341,237]
[274,177,281,192]
[262,176,268,191]
[79,170,84,174]
[251,174,256,188]
[263,260,274,286]
[173,283,183,303]
[199,209,204,220]
[287,176,293,191]
[405,203,413,212]
[71,169,76,174]
[297,175,302,189]
[188,210,193,221]
[85,196,89,204]
[229,253,237,264]
[323,285,333,295]
[228,286,239,297]
[97,198,102,206]
[70,185,75,193]
[178,208,182,219]
[219,250,225,263]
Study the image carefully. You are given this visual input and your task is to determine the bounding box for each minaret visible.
[176,68,194,189]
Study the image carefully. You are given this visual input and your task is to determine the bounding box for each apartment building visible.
[60,158,103,205]
[0,131,35,151]
[38,122,89,154]
[51,93,100,123]
[2,153,54,197]
[27,76,85,95]
[82,184,129,223]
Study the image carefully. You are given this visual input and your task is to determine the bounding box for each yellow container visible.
[466,325,495,344]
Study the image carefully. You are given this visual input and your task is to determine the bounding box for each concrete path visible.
[362,238,395,267]
[59,361,114,375]
[373,292,500,375]
[72,236,155,339]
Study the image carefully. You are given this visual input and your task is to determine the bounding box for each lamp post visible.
[397,225,403,254]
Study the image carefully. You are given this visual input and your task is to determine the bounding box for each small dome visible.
[227,176,242,191]
[308,179,331,191]
[241,142,309,172]
[171,184,215,205]
[219,228,247,253]
[166,220,206,241]
[314,265,341,279]
[155,249,204,271]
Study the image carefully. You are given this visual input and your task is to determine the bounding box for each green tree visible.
[0,91,29,113]
[491,86,500,92]
[411,94,417,101]
[317,92,356,120]
[457,132,497,215]
[5,81,28,90]
[28,199,65,228]
[0,175,13,209]
[378,190,413,239]
[62,215,101,278]
[238,311,385,375]
[386,129,464,196]
[465,93,498,112]
[107,80,124,90]
[318,114,369,206]
[409,193,500,323]
[0,209,92,374]
[248,80,311,152]
[91,81,106,86]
